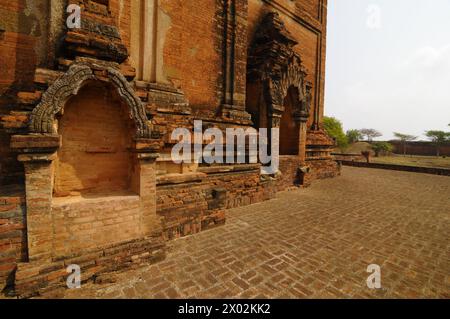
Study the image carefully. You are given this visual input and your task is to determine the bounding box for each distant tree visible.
[359,128,382,142]
[370,142,393,157]
[346,129,363,144]
[393,132,418,156]
[323,116,348,151]
[425,130,450,157]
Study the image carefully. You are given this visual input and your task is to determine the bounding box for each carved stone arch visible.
[270,54,312,122]
[30,62,152,138]
[247,11,312,126]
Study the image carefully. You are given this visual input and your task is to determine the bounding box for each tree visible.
[425,130,450,157]
[359,128,382,142]
[393,132,418,156]
[370,142,393,157]
[346,129,363,144]
[323,116,348,151]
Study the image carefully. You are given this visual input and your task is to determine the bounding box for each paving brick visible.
[56,167,450,299]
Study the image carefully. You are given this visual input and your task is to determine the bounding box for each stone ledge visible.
[10,134,61,150]
[341,161,450,176]
[52,192,139,207]
[156,172,206,185]
[17,153,57,163]
[197,163,261,175]
[134,138,163,152]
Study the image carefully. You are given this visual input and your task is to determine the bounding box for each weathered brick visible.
[1,0,341,297]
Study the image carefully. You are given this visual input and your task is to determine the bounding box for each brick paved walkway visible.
[62,167,450,299]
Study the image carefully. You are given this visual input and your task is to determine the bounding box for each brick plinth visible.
[14,235,165,298]
[304,158,341,186]
[157,165,275,239]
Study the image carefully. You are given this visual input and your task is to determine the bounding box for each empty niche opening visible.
[53,81,137,198]
[280,86,300,156]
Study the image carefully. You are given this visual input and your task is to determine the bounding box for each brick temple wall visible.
[157,167,275,239]
[0,0,336,295]
[160,0,222,110]
[1,0,330,187]
[0,191,27,290]
[274,156,302,192]
[0,130,23,187]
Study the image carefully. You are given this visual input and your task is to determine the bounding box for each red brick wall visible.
[0,130,23,187]
[296,0,321,20]
[157,168,274,238]
[247,0,327,128]
[0,192,26,290]
[115,0,327,122]
[160,0,221,110]
[275,156,302,191]
[0,0,52,93]
[0,0,46,188]
[110,0,131,49]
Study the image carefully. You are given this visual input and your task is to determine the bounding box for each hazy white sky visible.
[325,0,450,140]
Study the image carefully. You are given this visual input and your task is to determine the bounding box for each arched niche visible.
[30,63,152,139]
[54,81,135,196]
[29,62,153,198]
[18,62,161,261]
[246,12,312,158]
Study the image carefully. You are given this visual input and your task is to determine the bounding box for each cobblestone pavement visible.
[62,167,450,299]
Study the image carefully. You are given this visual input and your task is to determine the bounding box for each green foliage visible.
[425,130,450,156]
[425,130,450,144]
[346,129,363,144]
[370,142,393,157]
[323,116,348,151]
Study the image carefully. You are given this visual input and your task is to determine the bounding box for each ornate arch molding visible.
[30,63,152,138]
[248,12,312,125]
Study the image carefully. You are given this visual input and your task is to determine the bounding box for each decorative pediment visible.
[248,12,312,122]
[30,62,152,138]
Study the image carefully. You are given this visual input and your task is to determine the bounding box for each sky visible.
[325,0,450,141]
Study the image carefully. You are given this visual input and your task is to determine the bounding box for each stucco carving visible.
[30,63,152,138]
[248,12,312,123]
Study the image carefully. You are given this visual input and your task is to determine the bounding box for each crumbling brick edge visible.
[13,236,166,299]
